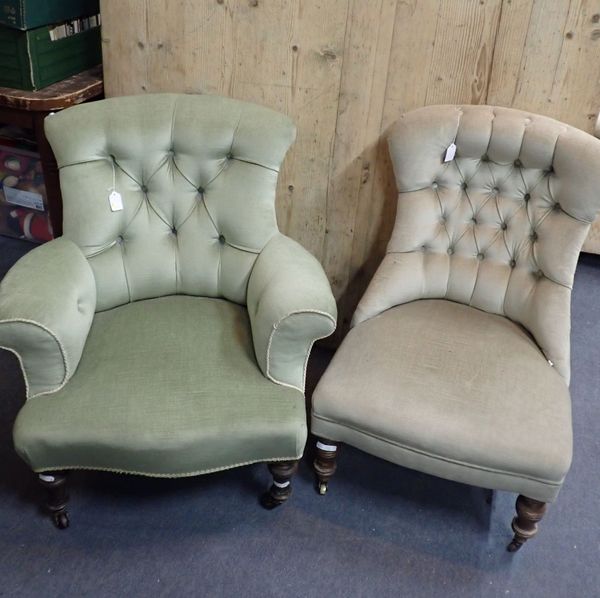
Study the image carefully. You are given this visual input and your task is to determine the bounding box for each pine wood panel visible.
[100,0,600,331]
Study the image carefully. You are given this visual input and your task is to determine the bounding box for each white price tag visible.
[444,142,457,162]
[109,190,123,211]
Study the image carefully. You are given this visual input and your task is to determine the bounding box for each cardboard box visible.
[0,0,99,30]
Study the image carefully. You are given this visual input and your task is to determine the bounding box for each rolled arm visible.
[0,238,96,399]
[247,234,337,393]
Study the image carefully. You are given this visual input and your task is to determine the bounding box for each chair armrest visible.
[247,234,337,393]
[0,238,96,399]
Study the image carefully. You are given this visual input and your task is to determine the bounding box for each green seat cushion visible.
[14,296,306,476]
[312,299,572,503]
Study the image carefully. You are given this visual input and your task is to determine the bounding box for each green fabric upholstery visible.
[0,94,335,477]
[14,297,306,475]
[312,300,571,503]
[0,238,96,398]
[247,234,337,392]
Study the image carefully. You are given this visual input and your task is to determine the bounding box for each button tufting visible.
[141,185,148,193]
[509,259,516,268]
[461,182,468,190]
[447,247,454,255]
[227,153,234,160]
[218,234,226,245]
[553,202,561,211]
[117,235,124,244]
[530,231,538,242]
[440,216,447,224]
[198,186,205,194]
[514,159,522,167]
[501,222,508,230]
[471,216,478,224]
[492,186,499,194]
[432,182,439,189]
[524,193,531,201]
[422,245,428,252]
[171,227,177,235]
[477,252,485,260]
[481,154,490,162]
[535,269,544,279]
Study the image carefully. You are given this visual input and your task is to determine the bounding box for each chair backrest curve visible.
[45,93,295,311]
[353,104,600,384]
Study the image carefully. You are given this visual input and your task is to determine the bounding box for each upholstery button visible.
[171,227,177,235]
[227,153,234,160]
[524,193,531,201]
[514,159,522,167]
[117,235,124,244]
[530,231,538,242]
[501,222,508,230]
[461,182,468,190]
[535,269,544,279]
[481,154,490,162]
[553,202,561,211]
[440,215,447,223]
[471,216,478,224]
[141,185,148,193]
[447,247,454,255]
[218,234,226,245]
[422,244,428,252]
[492,186,499,194]
[198,186,205,194]
[509,259,516,268]
[477,252,485,260]
[432,182,439,189]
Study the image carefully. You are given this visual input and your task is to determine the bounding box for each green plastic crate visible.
[0,22,101,90]
[0,0,99,30]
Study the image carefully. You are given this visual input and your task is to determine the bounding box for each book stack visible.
[48,13,101,42]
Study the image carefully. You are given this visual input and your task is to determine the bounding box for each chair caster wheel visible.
[260,492,283,510]
[52,511,69,529]
[507,539,522,553]
[318,482,328,495]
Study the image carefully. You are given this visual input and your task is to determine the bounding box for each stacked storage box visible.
[0,0,101,90]
[0,126,52,242]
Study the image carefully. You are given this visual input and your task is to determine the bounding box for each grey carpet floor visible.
[0,235,598,598]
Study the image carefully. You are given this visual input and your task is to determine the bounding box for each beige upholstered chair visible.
[311,105,600,551]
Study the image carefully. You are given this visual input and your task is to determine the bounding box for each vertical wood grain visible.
[100,0,600,331]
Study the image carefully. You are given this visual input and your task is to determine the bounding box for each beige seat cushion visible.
[311,299,572,502]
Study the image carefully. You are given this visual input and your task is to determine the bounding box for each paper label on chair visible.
[109,190,123,211]
[444,142,457,162]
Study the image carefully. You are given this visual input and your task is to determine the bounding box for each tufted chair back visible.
[44,94,295,311]
[353,105,600,383]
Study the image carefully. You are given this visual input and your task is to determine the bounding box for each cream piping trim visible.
[34,455,302,478]
[264,309,336,393]
[312,414,564,488]
[0,318,70,399]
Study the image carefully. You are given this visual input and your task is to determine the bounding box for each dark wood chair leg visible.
[260,460,299,510]
[313,438,338,495]
[507,494,547,552]
[38,471,70,529]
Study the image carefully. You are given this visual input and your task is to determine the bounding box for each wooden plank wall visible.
[100,0,600,336]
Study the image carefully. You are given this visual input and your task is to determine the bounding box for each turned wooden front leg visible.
[38,471,70,529]
[507,495,547,552]
[260,460,299,510]
[313,438,338,495]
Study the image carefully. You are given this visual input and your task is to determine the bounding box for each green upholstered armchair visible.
[0,94,336,528]
[311,105,600,551]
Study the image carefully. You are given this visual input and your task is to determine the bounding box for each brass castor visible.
[313,438,338,496]
[53,511,70,530]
